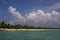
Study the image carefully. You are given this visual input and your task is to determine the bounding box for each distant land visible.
[0,21,60,30]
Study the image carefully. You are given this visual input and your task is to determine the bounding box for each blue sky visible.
[0,0,60,28]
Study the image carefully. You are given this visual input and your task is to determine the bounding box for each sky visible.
[0,0,60,28]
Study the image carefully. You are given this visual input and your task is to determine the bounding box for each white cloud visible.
[27,10,60,27]
[8,6,60,27]
[8,6,26,25]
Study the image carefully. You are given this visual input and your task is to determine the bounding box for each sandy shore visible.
[0,28,58,31]
[0,28,44,31]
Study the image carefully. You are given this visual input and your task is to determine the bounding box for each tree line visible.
[0,21,60,29]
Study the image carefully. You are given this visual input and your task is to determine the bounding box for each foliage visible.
[0,21,59,29]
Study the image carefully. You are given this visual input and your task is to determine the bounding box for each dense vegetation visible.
[0,21,60,29]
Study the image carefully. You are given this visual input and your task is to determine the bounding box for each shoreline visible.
[0,28,60,31]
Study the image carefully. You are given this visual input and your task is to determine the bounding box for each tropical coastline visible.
[0,28,43,31]
[0,21,60,31]
[0,28,60,31]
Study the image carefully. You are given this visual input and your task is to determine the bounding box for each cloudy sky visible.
[0,0,60,28]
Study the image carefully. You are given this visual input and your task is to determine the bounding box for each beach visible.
[0,28,58,31]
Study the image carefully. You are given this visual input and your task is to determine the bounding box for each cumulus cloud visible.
[27,10,60,27]
[8,6,60,27]
[8,6,26,24]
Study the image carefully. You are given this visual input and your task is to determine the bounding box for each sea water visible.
[0,29,60,40]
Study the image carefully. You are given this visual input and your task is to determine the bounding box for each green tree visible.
[1,21,5,28]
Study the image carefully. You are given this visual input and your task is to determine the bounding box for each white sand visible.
[0,28,57,31]
[0,28,47,31]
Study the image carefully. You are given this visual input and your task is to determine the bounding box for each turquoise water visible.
[0,30,60,40]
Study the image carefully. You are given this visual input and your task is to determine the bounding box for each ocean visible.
[0,29,60,40]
